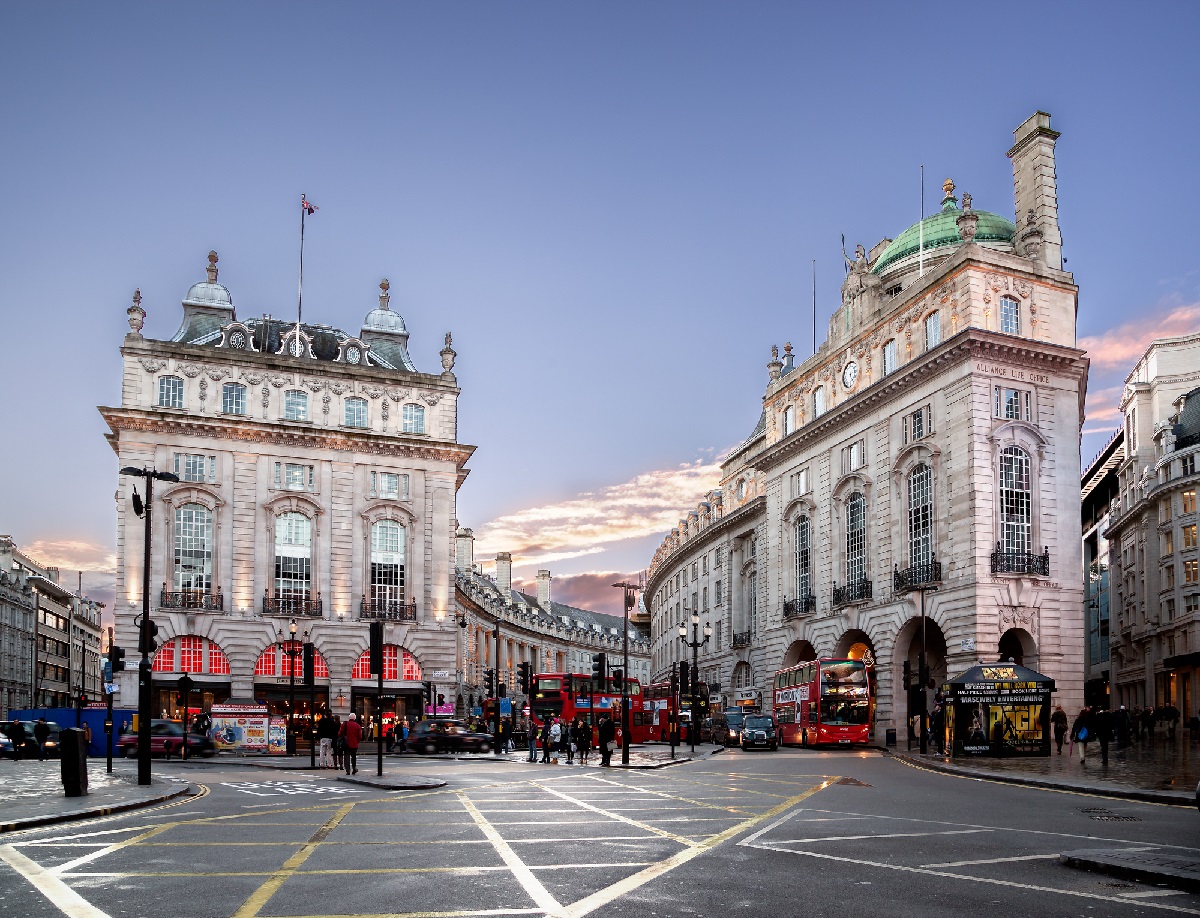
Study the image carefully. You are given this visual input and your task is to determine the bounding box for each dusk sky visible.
[2,3,1199,617]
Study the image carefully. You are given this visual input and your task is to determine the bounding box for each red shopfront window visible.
[352,645,421,680]
[179,636,204,673]
[152,639,177,672]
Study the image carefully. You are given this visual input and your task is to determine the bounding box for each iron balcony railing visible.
[732,630,752,648]
[160,587,224,611]
[261,591,323,617]
[360,598,417,621]
[782,594,817,619]
[990,543,1050,576]
[832,578,872,608]
[893,559,943,593]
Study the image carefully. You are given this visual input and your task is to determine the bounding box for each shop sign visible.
[432,670,451,678]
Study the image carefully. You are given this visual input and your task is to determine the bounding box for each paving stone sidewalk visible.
[890,735,1199,805]
[0,759,192,833]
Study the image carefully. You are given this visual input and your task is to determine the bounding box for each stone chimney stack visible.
[536,570,552,609]
[495,553,512,594]
[1008,111,1063,270]
[455,528,474,572]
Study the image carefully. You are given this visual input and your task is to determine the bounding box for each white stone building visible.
[101,254,473,727]
[450,532,651,716]
[1106,330,1200,716]
[647,112,1089,736]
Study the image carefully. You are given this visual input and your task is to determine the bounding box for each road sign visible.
[104,683,116,695]
[500,699,512,716]
[103,660,113,683]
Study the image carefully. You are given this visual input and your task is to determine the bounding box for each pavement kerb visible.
[0,783,195,835]
[1059,850,1200,894]
[886,749,1194,806]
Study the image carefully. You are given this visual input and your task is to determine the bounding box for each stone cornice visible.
[646,495,765,599]
[752,329,1087,474]
[98,406,477,470]
[121,338,459,394]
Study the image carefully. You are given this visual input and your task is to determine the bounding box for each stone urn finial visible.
[379,278,391,310]
[767,344,783,381]
[942,177,955,197]
[206,250,219,283]
[956,201,979,242]
[127,288,146,335]
[440,331,456,374]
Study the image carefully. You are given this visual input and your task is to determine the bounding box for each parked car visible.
[0,720,61,758]
[711,711,746,747]
[408,719,492,755]
[740,714,778,751]
[118,720,215,758]
[0,729,14,759]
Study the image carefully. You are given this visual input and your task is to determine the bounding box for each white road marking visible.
[458,792,562,914]
[772,829,993,843]
[1121,891,1190,899]
[922,853,1060,867]
[0,844,112,918]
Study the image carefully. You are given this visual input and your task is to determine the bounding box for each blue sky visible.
[2,2,1199,615]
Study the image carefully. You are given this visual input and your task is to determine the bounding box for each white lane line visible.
[0,844,112,918]
[738,808,800,848]
[742,843,1200,916]
[922,854,1060,867]
[458,792,561,915]
[773,829,993,843]
[532,783,698,847]
[9,827,150,847]
[1121,891,1189,899]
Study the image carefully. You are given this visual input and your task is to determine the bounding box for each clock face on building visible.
[289,336,304,357]
[345,346,361,364]
[228,330,246,349]
[842,361,859,389]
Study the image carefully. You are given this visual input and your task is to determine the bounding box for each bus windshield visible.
[819,697,870,725]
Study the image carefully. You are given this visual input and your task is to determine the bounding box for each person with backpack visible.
[1071,707,1093,764]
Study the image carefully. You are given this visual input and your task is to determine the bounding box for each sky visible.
[2,2,1199,618]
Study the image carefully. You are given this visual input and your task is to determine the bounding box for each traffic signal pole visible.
[137,472,154,787]
[493,627,501,756]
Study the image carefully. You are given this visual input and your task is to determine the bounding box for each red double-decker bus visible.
[645,680,710,742]
[772,658,872,747]
[528,673,650,745]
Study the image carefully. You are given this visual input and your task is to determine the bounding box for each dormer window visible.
[158,376,184,409]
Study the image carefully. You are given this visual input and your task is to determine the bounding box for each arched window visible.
[370,520,406,605]
[344,397,368,428]
[283,389,308,421]
[845,492,866,585]
[174,504,212,594]
[732,661,753,689]
[158,376,184,409]
[814,387,827,418]
[795,516,812,599]
[908,464,933,566]
[999,446,1032,554]
[402,403,425,434]
[222,382,247,415]
[999,296,1020,335]
[275,512,313,601]
[351,645,422,681]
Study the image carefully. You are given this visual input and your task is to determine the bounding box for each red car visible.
[118,720,216,758]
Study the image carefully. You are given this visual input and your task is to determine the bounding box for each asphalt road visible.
[0,748,1197,918]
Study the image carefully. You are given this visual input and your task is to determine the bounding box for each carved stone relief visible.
[139,358,167,373]
[179,364,203,378]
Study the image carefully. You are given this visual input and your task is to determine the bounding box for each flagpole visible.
[918,166,925,278]
[296,194,306,349]
[811,259,817,357]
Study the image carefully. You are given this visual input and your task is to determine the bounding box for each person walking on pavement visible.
[578,718,592,765]
[598,714,616,767]
[33,718,50,762]
[527,718,539,762]
[1051,704,1069,754]
[548,718,562,763]
[1094,706,1112,765]
[341,713,362,774]
[1071,707,1093,764]
[539,720,552,763]
[317,712,337,768]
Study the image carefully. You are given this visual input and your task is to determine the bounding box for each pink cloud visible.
[514,571,642,617]
[22,539,117,626]
[1079,303,1200,370]
[474,459,722,568]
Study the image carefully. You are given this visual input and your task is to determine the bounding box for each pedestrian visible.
[332,715,344,770]
[930,703,945,755]
[578,718,592,765]
[342,713,362,775]
[1051,704,1069,755]
[548,718,562,764]
[317,711,336,767]
[540,720,553,763]
[1071,707,1092,764]
[598,714,616,767]
[82,721,92,756]
[1164,703,1180,741]
[1094,706,1112,765]
[1116,706,1131,748]
[33,718,50,762]
[558,717,572,763]
[527,719,539,762]
[399,718,409,754]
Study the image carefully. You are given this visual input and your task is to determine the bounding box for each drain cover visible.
[1089,814,1141,822]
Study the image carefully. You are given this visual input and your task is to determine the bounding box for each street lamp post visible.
[678,611,711,755]
[119,465,180,786]
[277,620,307,756]
[612,581,640,765]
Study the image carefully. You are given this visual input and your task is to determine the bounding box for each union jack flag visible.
[301,195,318,216]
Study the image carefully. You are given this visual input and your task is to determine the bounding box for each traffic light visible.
[437,693,445,707]
[902,660,912,690]
[485,669,495,697]
[498,682,507,698]
[669,669,679,695]
[302,643,315,687]
[679,661,690,696]
[107,644,126,673]
[369,621,384,675]
[139,617,159,655]
[78,692,88,709]
[174,693,184,707]
[518,661,532,695]
[611,668,623,689]
[591,652,606,684]
[423,681,434,706]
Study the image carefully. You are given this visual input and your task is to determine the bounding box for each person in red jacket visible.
[340,713,363,775]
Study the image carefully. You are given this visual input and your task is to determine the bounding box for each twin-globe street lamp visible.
[678,611,711,754]
[276,619,311,757]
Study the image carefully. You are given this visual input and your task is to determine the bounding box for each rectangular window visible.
[1163,498,1174,522]
[883,339,897,376]
[691,562,698,580]
[783,405,796,436]
[402,403,425,434]
[278,463,312,492]
[1166,565,1176,589]
[1128,407,1138,453]
[1185,525,1198,550]
[842,440,865,474]
[702,586,709,611]
[1185,490,1198,514]
[994,386,1032,422]
[814,387,827,417]
[702,554,708,574]
[174,454,215,483]
[1187,560,1199,584]
[284,390,308,421]
[1164,598,1176,622]
[1184,455,1197,476]
[904,405,933,444]
[715,579,723,605]
[222,383,247,415]
[1165,530,1176,555]
[158,376,184,409]
[344,397,368,428]
[1000,297,1020,335]
[1186,595,1199,616]
[925,312,941,350]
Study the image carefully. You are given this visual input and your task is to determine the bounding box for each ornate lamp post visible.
[276,619,309,756]
[678,611,711,754]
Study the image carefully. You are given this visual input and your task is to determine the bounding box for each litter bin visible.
[885,728,897,747]
[60,727,89,797]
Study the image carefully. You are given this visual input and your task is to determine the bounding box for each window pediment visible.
[832,471,873,502]
[892,441,942,484]
[161,484,225,511]
[361,500,417,525]
[782,496,816,524]
[989,419,1047,461]
[263,492,324,517]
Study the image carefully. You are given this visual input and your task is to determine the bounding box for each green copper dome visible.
[871,184,1016,276]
